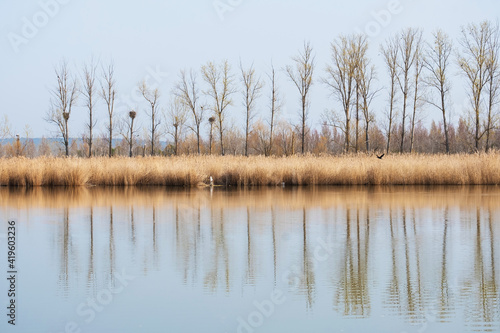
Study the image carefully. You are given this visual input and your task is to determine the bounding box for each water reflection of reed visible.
[3,186,500,211]
[7,186,499,331]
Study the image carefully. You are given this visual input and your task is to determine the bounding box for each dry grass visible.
[0,154,499,187]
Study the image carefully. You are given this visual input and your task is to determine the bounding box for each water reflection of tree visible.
[173,197,205,285]
[108,206,115,282]
[246,206,255,285]
[403,207,423,324]
[271,205,277,286]
[300,207,315,309]
[387,205,400,313]
[58,206,71,294]
[463,208,499,330]
[152,204,158,268]
[204,206,230,293]
[44,187,500,330]
[386,206,425,324]
[130,206,136,249]
[334,205,370,317]
[87,206,94,288]
[437,207,452,322]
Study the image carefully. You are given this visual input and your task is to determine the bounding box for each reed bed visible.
[0,154,499,187]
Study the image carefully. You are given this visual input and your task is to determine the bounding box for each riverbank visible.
[0,154,499,187]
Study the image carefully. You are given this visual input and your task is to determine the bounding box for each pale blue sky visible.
[0,0,499,137]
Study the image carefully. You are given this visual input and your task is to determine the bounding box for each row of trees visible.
[2,20,499,157]
[1,116,497,157]
[325,20,499,155]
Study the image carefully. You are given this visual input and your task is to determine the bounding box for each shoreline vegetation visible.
[1,154,500,187]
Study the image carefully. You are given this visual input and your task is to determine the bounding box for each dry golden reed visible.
[0,154,499,187]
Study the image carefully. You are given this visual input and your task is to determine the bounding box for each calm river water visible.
[0,186,499,333]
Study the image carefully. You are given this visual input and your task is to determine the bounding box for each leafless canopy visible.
[202,60,236,156]
[423,29,453,153]
[100,61,116,157]
[458,20,500,152]
[166,98,187,155]
[80,58,98,157]
[396,28,423,153]
[139,81,161,156]
[355,39,378,152]
[45,61,78,156]
[286,41,315,154]
[174,69,204,154]
[323,34,363,153]
[240,61,263,156]
[381,35,399,154]
[266,64,282,156]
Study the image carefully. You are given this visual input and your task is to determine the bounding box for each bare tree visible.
[174,69,204,154]
[396,28,422,153]
[240,61,263,156]
[381,36,399,154]
[323,35,359,153]
[458,21,499,151]
[485,23,500,152]
[202,60,235,156]
[409,39,425,153]
[139,81,161,156]
[267,64,282,156]
[286,41,315,154]
[100,62,116,157]
[45,61,78,157]
[80,58,98,157]
[356,49,378,152]
[120,111,137,157]
[166,99,187,155]
[424,29,453,153]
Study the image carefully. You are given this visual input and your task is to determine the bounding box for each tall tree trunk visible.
[65,120,69,157]
[219,116,224,156]
[129,117,134,157]
[486,76,495,152]
[301,96,306,154]
[355,84,359,153]
[196,124,201,155]
[475,95,481,151]
[151,109,155,156]
[89,108,93,158]
[245,104,250,156]
[364,98,370,152]
[386,82,395,154]
[209,123,213,155]
[441,90,450,154]
[400,88,408,153]
[365,123,370,152]
[345,113,350,153]
[409,87,418,153]
[268,68,277,157]
[109,114,113,157]
[174,125,178,155]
